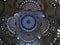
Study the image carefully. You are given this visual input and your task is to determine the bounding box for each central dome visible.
[20,15,37,32]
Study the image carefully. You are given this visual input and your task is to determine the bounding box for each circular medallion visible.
[20,15,37,32]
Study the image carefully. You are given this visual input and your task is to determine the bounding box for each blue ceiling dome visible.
[20,15,37,32]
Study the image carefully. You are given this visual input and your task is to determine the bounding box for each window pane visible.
[26,43,31,45]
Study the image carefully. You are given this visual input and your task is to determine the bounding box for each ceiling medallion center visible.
[20,15,37,32]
